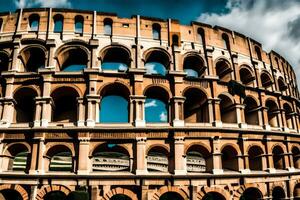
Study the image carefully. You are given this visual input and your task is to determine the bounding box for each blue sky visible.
[0,0,228,24]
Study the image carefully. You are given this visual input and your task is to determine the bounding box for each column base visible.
[36,169,45,174]
[240,169,251,174]
[29,170,38,174]
[267,168,276,173]
[33,120,40,127]
[77,120,85,127]
[173,120,184,127]
[135,169,148,175]
[40,119,49,127]
[135,120,146,127]
[283,127,290,132]
[212,121,222,128]
[288,167,296,172]
[77,170,89,175]
[263,124,271,131]
[239,123,247,129]
[86,120,95,127]
[0,121,10,127]
[174,169,187,175]
[212,169,224,174]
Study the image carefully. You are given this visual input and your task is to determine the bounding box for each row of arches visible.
[1,184,300,200]
[3,141,300,173]
[11,84,297,131]
[0,43,290,90]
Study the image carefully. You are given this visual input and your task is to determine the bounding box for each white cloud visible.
[145,63,158,74]
[159,112,167,122]
[145,100,157,108]
[198,0,300,86]
[15,0,72,8]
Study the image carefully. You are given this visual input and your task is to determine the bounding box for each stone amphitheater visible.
[0,7,298,200]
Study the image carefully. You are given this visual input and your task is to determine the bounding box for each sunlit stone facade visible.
[0,7,299,200]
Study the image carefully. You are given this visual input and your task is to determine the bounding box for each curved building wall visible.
[0,8,299,200]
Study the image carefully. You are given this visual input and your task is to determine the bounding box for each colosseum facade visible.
[0,7,299,200]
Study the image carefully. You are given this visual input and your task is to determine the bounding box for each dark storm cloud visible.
[288,16,300,41]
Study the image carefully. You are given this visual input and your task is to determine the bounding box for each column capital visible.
[174,136,185,143]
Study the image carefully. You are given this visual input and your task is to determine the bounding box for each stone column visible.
[262,106,271,130]
[240,138,250,174]
[36,137,45,174]
[172,47,181,71]
[205,46,215,77]
[40,97,52,127]
[29,134,45,174]
[236,103,247,128]
[212,98,222,127]
[33,98,42,127]
[172,96,185,127]
[281,109,289,132]
[10,41,20,71]
[264,138,275,173]
[131,95,146,127]
[77,135,90,175]
[30,185,38,200]
[0,138,4,172]
[45,39,56,69]
[1,99,15,126]
[86,95,100,127]
[89,39,99,69]
[212,137,223,174]
[77,97,85,127]
[91,186,99,200]
[174,136,186,175]
[136,137,147,175]
[207,99,214,124]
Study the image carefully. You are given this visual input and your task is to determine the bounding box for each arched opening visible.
[47,145,73,172]
[110,194,132,200]
[202,192,226,200]
[74,15,84,34]
[104,18,113,36]
[0,189,23,200]
[294,184,300,200]
[272,187,285,200]
[29,14,39,32]
[240,187,262,200]
[145,86,169,123]
[51,87,79,123]
[159,192,184,200]
[184,88,208,123]
[3,143,29,171]
[57,47,88,71]
[292,147,300,168]
[278,77,287,91]
[101,47,131,71]
[239,66,255,86]
[144,50,170,76]
[216,59,232,82]
[53,14,64,33]
[284,103,294,129]
[183,55,205,78]
[152,23,161,40]
[44,191,67,200]
[147,146,169,172]
[0,51,9,72]
[273,146,285,170]
[266,100,279,127]
[172,34,179,47]
[186,145,212,172]
[20,46,46,72]
[197,28,205,45]
[99,83,130,123]
[261,72,273,88]
[92,143,130,172]
[219,94,237,123]
[255,46,262,61]
[221,145,238,171]
[244,97,259,125]
[222,33,230,50]
[248,146,263,171]
[14,87,37,123]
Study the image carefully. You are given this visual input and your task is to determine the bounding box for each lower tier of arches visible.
[1,178,300,200]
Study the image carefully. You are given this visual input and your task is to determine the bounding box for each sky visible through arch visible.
[1,0,300,121]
